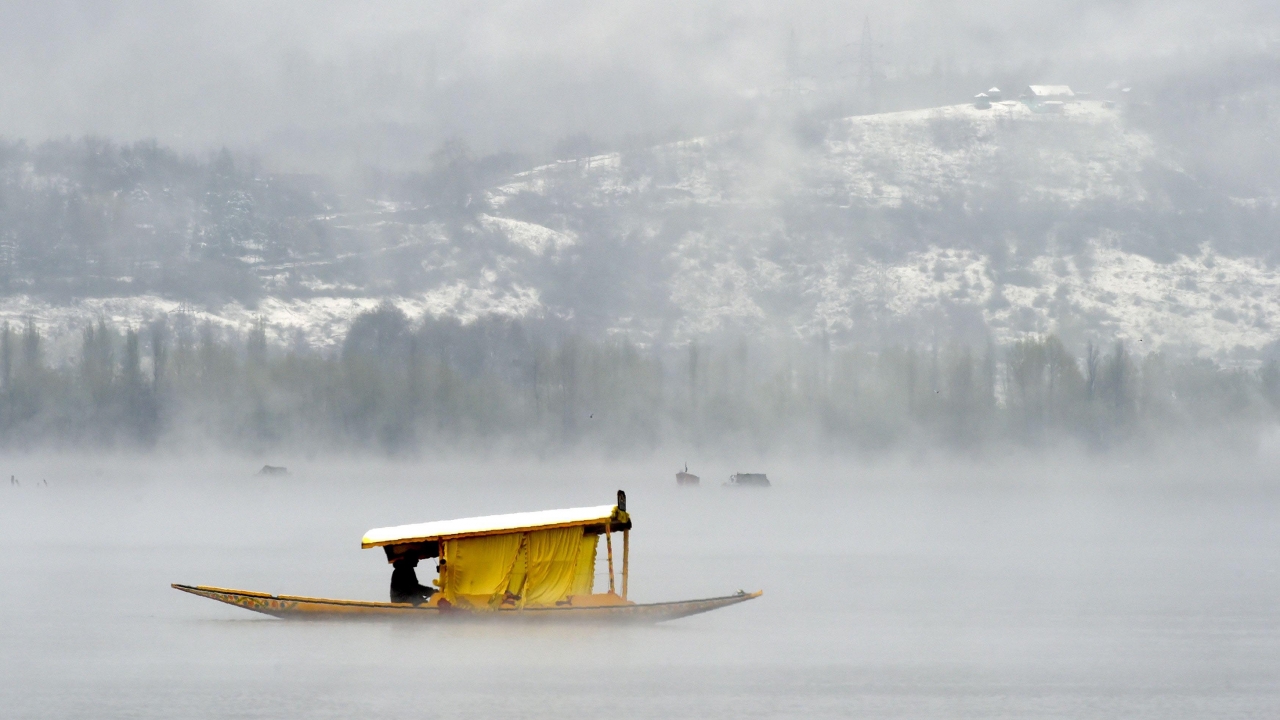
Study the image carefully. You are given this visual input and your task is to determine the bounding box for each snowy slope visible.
[5,101,1277,360]
[819,102,1156,207]
[482,100,1276,356]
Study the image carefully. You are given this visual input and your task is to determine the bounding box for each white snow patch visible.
[667,232,772,336]
[802,241,1280,356]
[480,215,576,255]
[0,284,543,360]
[1038,243,1280,354]
[822,101,1154,208]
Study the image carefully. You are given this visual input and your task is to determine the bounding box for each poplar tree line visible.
[0,304,1277,453]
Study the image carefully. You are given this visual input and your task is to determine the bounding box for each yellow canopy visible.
[363,500,628,609]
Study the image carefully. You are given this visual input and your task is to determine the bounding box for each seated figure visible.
[389,557,437,605]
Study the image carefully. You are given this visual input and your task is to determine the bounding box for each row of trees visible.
[0,303,1277,454]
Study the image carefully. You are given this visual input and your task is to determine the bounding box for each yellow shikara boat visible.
[173,491,762,622]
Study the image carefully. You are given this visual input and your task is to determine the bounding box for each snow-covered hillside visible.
[491,101,1154,208]
[820,102,1156,207]
[4,101,1277,361]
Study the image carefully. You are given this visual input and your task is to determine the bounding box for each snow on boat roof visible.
[361,504,624,548]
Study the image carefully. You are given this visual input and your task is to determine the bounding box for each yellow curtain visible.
[522,527,587,606]
[505,539,527,599]
[440,534,523,608]
[570,534,598,596]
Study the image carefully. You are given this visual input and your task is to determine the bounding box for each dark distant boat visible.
[726,473,770,488]
[173,490,761,622]
[676,463,700,486]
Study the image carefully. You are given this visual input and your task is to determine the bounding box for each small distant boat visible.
[726,473,770,488]
[676,463,700,486]
[173,490,761,622]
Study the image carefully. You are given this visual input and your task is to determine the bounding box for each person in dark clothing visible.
[389,557,436,605]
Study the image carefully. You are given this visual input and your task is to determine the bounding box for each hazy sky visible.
[0,1,1276,169]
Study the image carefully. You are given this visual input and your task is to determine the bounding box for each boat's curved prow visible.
[171,584,303,618]
[172,583,761,622]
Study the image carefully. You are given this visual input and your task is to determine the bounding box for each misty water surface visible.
[2,453,1279,718]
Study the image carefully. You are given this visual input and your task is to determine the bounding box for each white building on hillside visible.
[1025,85,1075,102]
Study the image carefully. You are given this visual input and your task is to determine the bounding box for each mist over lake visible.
[2,453,1278,718]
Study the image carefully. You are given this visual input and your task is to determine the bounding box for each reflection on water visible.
[2,455,1278,718]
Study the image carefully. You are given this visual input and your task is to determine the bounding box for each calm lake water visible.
[2,454,1278,718]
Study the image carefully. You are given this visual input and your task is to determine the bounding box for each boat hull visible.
[171,584,761,622]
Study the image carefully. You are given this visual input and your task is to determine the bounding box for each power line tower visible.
[853,15,881,111]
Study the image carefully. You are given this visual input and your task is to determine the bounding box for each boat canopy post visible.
[622,529,629,600]
[606,523,615,594]
[613,488,625,597]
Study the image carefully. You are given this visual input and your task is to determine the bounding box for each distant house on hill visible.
[973,92,991,109]
[1025,85,1074,102]
[1024,85,1075,113]
[987,87,1003,101]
